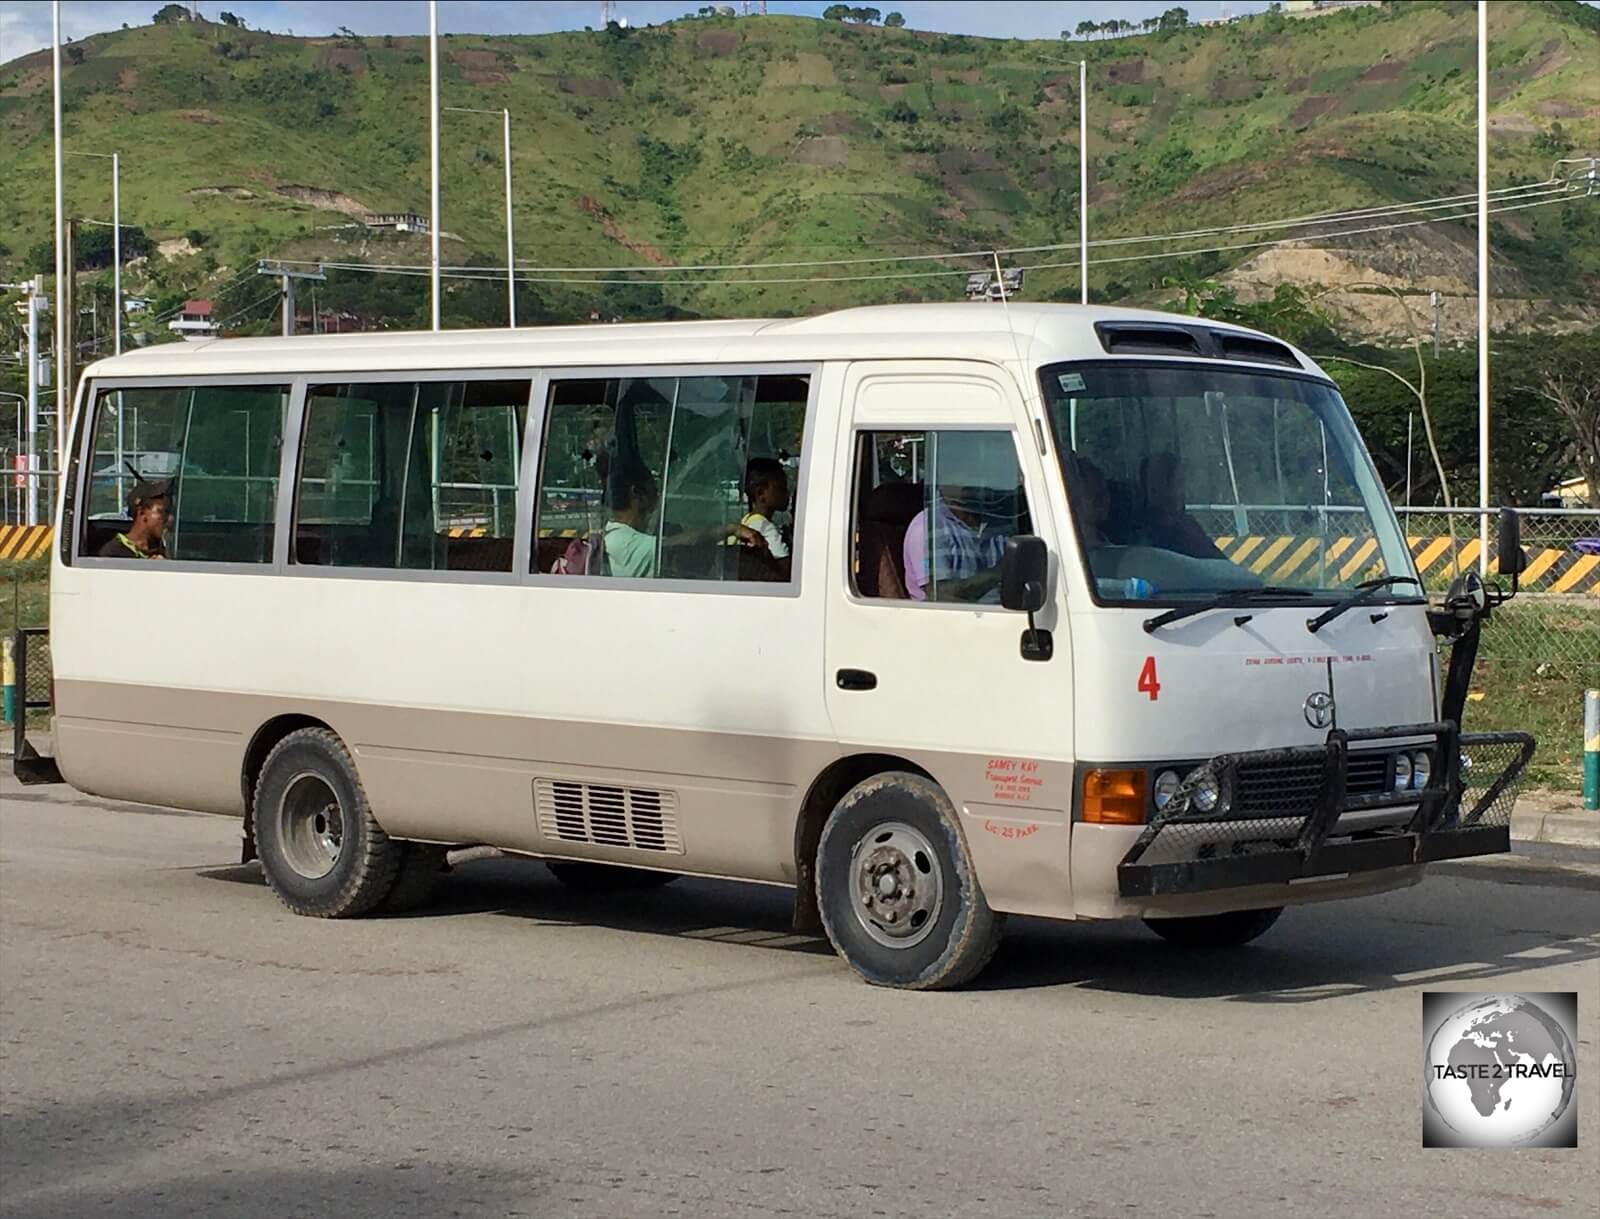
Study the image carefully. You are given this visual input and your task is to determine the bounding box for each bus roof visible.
[82,303,1325,380]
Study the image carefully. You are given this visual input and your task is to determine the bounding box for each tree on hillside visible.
[65,45,84,64]
[848,7,882,23]
[1074,20,1096,39]
[884,11,905,28]
[1516,332,1600,507]
[1158,7,1190,31]
[152,3,190,23]
[219,10,244,27]
[822,4,851,20]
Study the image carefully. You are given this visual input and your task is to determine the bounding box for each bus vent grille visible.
[534,779,682,854]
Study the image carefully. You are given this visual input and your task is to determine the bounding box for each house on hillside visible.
[168,299,217,340]
[364,212,430,234]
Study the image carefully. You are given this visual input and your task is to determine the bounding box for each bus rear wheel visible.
[1143,906,1283,947]
[817,772,1004,990]
[253,727,403,918]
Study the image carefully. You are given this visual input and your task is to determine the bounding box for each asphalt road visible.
[2,776,1597,1219]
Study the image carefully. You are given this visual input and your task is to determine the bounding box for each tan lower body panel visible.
[54,679,1082,917]
[58,681,1419,925]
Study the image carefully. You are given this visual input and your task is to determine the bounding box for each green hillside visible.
[1,0,1596,329]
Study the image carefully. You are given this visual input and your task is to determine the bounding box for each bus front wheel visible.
[817,771,1004,990]
[253,727,403,918]
[1143,906,1283,947]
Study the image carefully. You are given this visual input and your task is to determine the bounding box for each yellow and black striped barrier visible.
[0,525,53,561]
[4,522,1597,592]
[1214,534,1600,596]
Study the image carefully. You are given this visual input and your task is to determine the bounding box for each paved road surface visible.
[2,777,1597,1218]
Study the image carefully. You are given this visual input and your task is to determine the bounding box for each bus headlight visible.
[1187,766,1220,812]
[1393,752,1412,792]
[1152,769,1181,811]
[1410,750,1432,790]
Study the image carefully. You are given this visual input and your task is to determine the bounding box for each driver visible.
[1138,452,1222,560]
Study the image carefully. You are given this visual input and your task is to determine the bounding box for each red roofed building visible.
[169,299,218,340]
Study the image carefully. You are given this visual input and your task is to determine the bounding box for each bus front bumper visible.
[1112,723,1535,902]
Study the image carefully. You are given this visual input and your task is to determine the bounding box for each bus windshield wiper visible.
[1142,586,1315,634]
[1305,576,1423,633]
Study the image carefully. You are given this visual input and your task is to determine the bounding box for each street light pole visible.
[1079,58,1089,306]
[444,106,518,328]
[429,0,442,332]
[66,150,123,356]
[504,108,515,327]
[52,1,66,472]
[112,152,120,355]
[1477,0,1490,573]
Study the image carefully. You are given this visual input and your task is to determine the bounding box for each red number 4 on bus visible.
[1137,656,1161,701]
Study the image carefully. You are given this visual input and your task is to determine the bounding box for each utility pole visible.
[1430,290,1442,357]
[257,261,326,337]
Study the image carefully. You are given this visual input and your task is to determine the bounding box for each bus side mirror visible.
[1001,535,1049,612]
[1497,508,1526,577]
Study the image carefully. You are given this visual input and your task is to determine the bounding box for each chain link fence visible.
[1396,508,1600,674]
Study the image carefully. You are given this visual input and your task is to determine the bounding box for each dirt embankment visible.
[576,197,670,266]
[275,185,374,218]
[1223,233,1599,342]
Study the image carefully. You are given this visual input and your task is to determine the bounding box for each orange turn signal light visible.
[1082,769,1148,825]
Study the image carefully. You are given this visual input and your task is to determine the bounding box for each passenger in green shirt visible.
[603,466,765,579]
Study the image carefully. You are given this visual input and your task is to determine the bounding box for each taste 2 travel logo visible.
[1423,992,1579,1148]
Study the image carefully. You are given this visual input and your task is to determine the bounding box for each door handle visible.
[836,668,877,691]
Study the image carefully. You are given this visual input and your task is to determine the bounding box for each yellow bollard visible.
[2,636,15,726]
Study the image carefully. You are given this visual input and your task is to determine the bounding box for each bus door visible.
[822,364,1076,917]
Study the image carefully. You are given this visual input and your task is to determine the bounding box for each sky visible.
[1,0,1284,62]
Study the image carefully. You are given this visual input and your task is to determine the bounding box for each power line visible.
[271,190,1589,289]
[260,174,1588,283]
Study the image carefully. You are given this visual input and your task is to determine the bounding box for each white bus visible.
[28,304,1534,990]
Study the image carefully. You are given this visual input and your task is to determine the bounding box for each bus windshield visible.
[1039,362,1415,602]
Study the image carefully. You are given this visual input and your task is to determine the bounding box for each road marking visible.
[1392,961,1492,982]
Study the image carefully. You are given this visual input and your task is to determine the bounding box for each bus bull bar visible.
[1116,723,1535,898]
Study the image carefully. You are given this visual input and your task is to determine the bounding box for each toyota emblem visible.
[1303,690,1335,730]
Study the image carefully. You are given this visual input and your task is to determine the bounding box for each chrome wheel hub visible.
[277,772,346,880]
[850,821,944,949]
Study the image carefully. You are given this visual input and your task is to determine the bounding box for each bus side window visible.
[80,384,289,564]
[852,429,1030,604]
[293,379,528,572]
[532,372,808,583]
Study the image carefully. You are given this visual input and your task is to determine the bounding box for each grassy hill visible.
[0,0,1596,332]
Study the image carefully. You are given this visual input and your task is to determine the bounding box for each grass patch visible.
[1,557,48,635]
[1462,599,1600,792]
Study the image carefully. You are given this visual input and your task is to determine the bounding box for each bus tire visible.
[817,771,1003,991]
[1144,906,1283,947]
[376,843,450,914]
[545,861,680,891]
[252,727,402,918]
